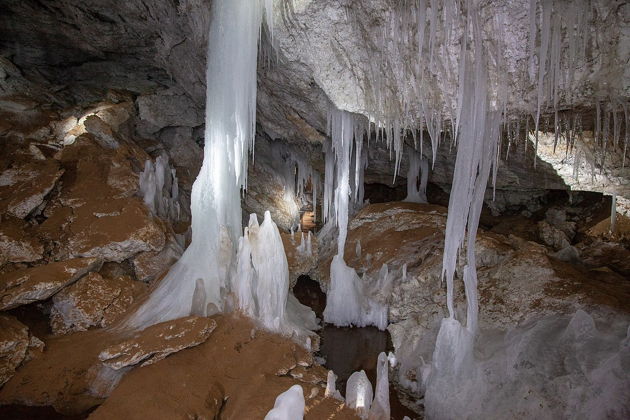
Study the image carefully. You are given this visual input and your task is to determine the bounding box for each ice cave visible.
[0,0,629,419]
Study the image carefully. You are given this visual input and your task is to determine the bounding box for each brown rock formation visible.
[0,257,102,310]
[98,316,217,370]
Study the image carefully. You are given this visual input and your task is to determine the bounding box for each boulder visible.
[327,202,630,397]
[53,199,165,263]
[0,159,64,218]
[132,235,183,282]
[0,217,43,265]
[537,220,571,250]
[0,257,102,310]
[99,316,217,370]
[281,232,318,288]
[50,273,146,334]
[0,315,44,386]
[83,115,119,149]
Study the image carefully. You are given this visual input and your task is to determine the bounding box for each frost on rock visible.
[345,370,373,419]
[264,384,305,420]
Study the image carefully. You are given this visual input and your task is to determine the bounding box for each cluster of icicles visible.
[121,0,629,419]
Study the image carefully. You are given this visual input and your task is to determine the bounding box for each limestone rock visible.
[0,217,44,265]
[50,273,146,334]
[0,159,64,219]
[132,235,183,282]
[40,136,165,262]
[136,89,204,133]
[99,316,217,370]
[0,257,102,310]
[83,115,119,149]
[0,315,43,386]
[54,199,165,263]
[281,233,318,288]
[538,220,571,251]
[0,314,29,386]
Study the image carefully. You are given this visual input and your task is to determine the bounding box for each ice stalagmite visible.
[125,0,272,329]
[346,370,373,419]
[368,352,390,420]
[264,384,305,420]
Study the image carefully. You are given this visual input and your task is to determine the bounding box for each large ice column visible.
[124,0,272,329]
[424,5,503,418]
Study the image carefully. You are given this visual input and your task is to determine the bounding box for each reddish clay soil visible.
[1,314,359,419]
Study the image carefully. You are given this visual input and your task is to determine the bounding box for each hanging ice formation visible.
[125,0,299,333]
[322,109,390,330]
[403,147,429,203]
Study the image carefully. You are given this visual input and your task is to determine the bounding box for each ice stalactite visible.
[403,147,429,203]
[124,0,274,329]
[424,3,503,417]
[323,109,364,327]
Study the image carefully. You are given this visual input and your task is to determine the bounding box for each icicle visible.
[356,240,362,259]
[610,193,617,235]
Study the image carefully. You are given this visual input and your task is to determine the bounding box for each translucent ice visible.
[368,352,390,420]
[125,0,273,329]
[345,370,373,419]
[264,384,305,420]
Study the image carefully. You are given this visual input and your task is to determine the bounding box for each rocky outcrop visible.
[39,136,166,263]
[50,273,146,334]
[0,315,43,386]
[327,202,630,394]
[0,217,43,265]
[281,232,318,287]
[132,235,183,283]
[0,158,64,219]
[99,316,217,370]
[0,257,102,310]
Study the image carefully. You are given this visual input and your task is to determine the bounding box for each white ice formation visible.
[296,231,312,256]
[368,352,390,420]
[139,154,181,221]
[323,109,391,330]
[124,0,312,339]
[403,147,429,204]
[264,384,305,420]
[345,370,373,419]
